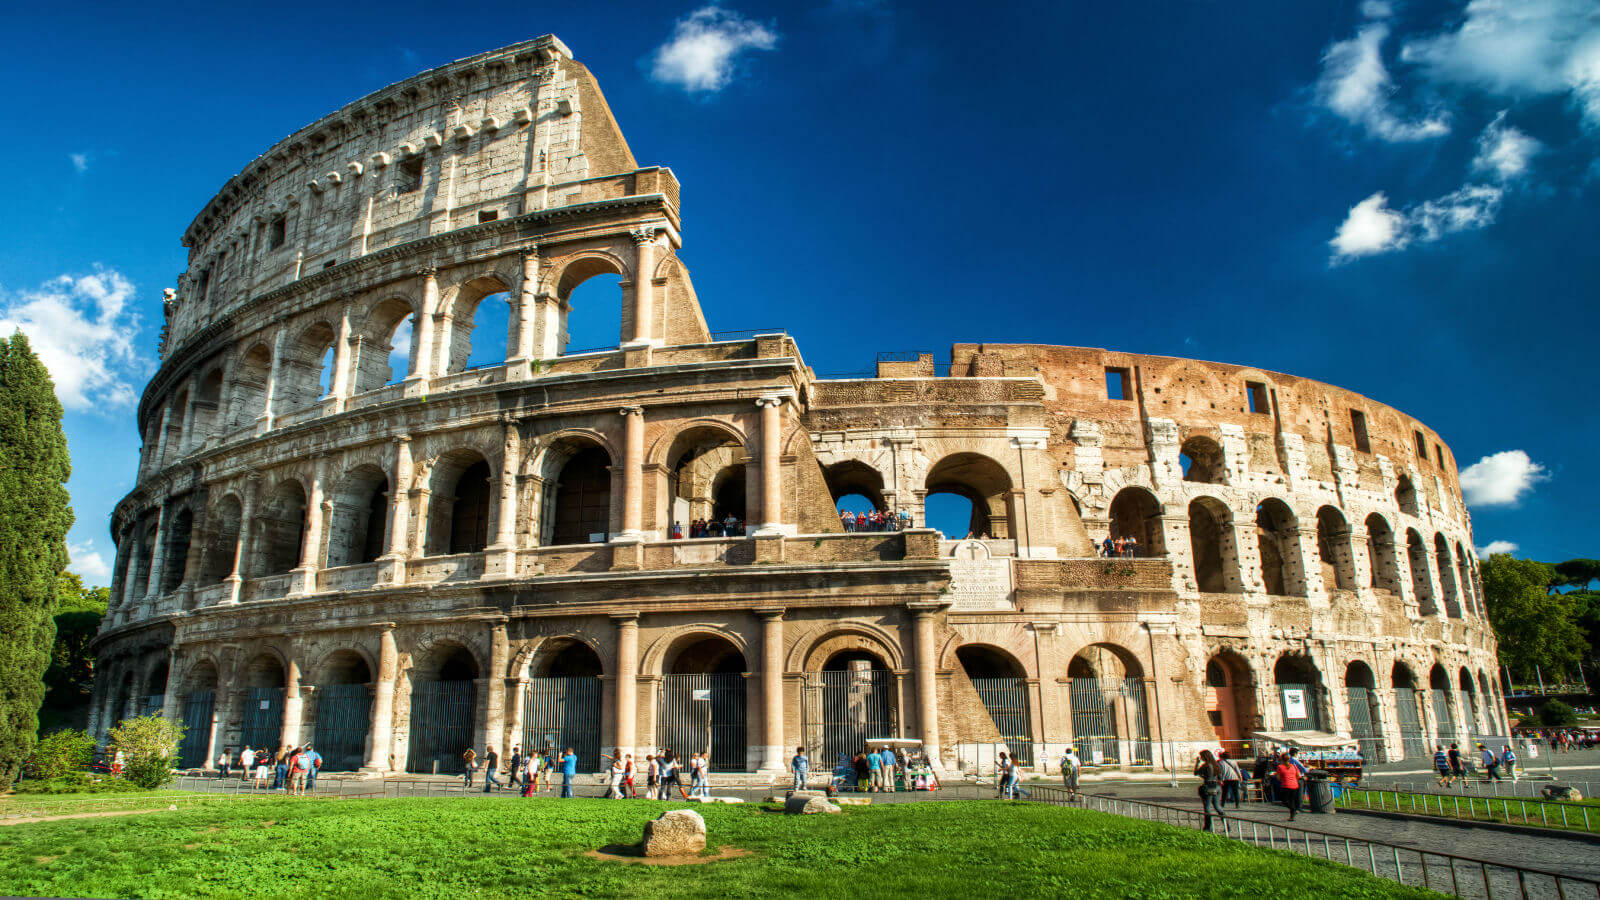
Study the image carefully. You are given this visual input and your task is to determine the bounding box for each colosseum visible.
[89,35,1505,779]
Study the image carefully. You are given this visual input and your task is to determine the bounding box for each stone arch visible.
[441,274,515,374]
[1180,435,1228,485]
[192,366,227,445]
[326,463,390,567]
[1187,496,1236,593]
[251,478,308,577]
[1395,474,1420,517]
[1273,652,1327,731]
[1315,506,1357,590]
[1107,486,1164,556]
[1066,642,1151,766]
[311,646,377,685]
[544,249,631,355]
[1406,529,1438,615]
[644,626,751,676]
[280,320,339,412]
[658,421,753,533]
[1458,665,1483,733]
[788,621,905,674]
[535,432,614,545]
[163,388,188,462]
[1204,649,1256,744]
[528,638,605,677]
[651,626,751,770]
[924,451,1015,540]
[405,639,481,774]
[1255,497,1304,596]
[228,342,272,430]
[160,504,195,594]
[1364,513,1402,593]
[1455,542,1478,618]
[1434,532,1462,617]
[351,295,419,393]
[822,459,890,517]
[424,448,492,555]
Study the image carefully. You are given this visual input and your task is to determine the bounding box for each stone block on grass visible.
[641,809,707,857]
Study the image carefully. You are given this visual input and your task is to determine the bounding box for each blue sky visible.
[3,0,1596,584]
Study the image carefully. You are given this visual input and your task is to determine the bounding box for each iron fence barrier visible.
[1024,786,1600,899]
[1338,786,1598,833]
[1375,778,1598,800]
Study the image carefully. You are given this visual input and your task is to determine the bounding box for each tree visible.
[0,333,74,788]
[41,573,108,733]
[1538,700,1578,727]
[1479,554,1586,683]
[106,715,183,790]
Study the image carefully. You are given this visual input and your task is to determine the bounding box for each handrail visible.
[1339,785,1597,832]
[1025,786,1600,899]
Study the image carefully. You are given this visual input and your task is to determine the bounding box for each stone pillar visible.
[504,677,527,757]
[404,267,438,396]
[486,423,521,577]
[507,249,539,378]
[325,303,354,411]
[279,658,303,746]
[259,326,287,432]
[144,501,169,600]
[292,457,327,596]
[363,624,399,772]
[484,621,509,759]
[151,405,173,472]
[908,602,946,771]
[627,227,656,346]
[208,688,233,773]
[756,608,785,774]
[613,406,645,543]
[754,395,786,536]
[178,377,199,456]
[379,436,412,586]
[224,486,256,604]
[612,613,639,763]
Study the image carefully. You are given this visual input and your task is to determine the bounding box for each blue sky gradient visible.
[3,0,1595,582]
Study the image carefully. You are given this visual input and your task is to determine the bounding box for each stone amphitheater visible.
[89,35,1505,778]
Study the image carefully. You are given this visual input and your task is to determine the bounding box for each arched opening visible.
[1391,663,1427,759]
[1458,666,1483,735]
[1365,513,1401,593]
[1456,544,1478,618]
[665,426,751,536]
[956,645,1034,765]
[1407,530,1437,616]
[1316,506,1357,591]
[1067,645,1151,766]
[1188,498,1235,593]
[1273,654,1326,731]
[424,452,492,556]
[540,440,612,545]
[252,481,308,578]
[1204,651,1256,746]
[1476,670,1498,735]
[143,661,169,718]
[160,507,194,594]
[808,648,894,770]
[1107,487,1165,557]
[1395,475,1420,517]
[1254,499,1302,596]
[444,278,514,374]
[282,322,337,411]
[193,368,225,445]
[313,651,372,772]
[407,644,480,774]
[327,466,390,567]
[201,495,242,586]
[925,453,1014,540]
[559,264,624,355]
[1345,661,1385,761]
[350,297,417,393]
[1180,435,1227,484]
[164,390,188,461]
[823,461,889,531]
[228,343,272,430]
[110,670,135,730]
[238,653,286,752]
[1429,664,1460,747]
[176,661,218,768]
[1435,533,1462,617]
[523,640,604,771]
[659,635,748,772]
[132,525,157,599]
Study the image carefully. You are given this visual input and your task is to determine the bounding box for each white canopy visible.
[866,738,923,747]
[1250,730,1356,749]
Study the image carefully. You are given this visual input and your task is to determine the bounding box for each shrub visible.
[1538,700,1578,727]
[106,715,184,790]
[12,772,146,794]
[24,728,94,780]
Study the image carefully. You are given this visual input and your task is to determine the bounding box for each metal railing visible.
[1024,786,1600,899]
[1339,786,1599,833]
[1378,778,1598,801]
[710,328,785,342]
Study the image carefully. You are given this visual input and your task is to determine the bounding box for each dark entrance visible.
[313,653,373,772]
[178,690,214,768]
[804,652,894,771]
[407,646,479,774]
[658,637,747,772]
[521,641,603,771]
[240,687,285,750]
[958,645,1034,765]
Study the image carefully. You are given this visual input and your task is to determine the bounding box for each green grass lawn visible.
[0,796,1440,899]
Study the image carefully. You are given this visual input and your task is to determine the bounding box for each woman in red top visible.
[1274,753,1301,821]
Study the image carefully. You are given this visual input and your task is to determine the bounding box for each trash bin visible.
[1306,778,1335,814]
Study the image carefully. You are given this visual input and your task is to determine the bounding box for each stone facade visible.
[90,35,1504,778]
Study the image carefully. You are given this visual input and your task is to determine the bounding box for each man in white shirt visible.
[240,747,255,781]
[608,755,626,799]
[1062,748,1081,794]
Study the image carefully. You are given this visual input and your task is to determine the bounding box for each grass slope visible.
[0,797,1438,899]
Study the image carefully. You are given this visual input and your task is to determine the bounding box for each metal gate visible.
[1278,683,1321,731]
[803,669,894,771]
[239,686,285,751]
[1431,689,1458,746]
[177,690,214,768]
[521,676,602,771]
[407,680,476,773]
[1346,686,1385,762]
[313,684,371,772]
[1459,690,1481,736]
[968,677,1034,765]
[658,673,746,772]
[1394,687,1427,759]
[1121,679,1153,765]
[1069,677,1120,765]
[143,694,165,717]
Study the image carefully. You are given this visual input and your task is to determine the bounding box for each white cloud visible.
[1316,24,1451,142]
[0,268,145,411]
[1478,539,1519,556]
[1330,192,1409,258]
[1471,111,1543,179]
[68,541,111,582]
[1330,182,1504,261]
[69,153,89,173]
[1460,449,1548,506]
[1408,183,1504,241]
[1361,0,1393,20]
[1402,0,1600,129]
[650,5,778,93]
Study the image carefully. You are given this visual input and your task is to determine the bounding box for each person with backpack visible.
[1194,749,1225,831]
[646,754,659,797]
[689,752,708,799]
[289,746,311,795]
[1479,743,1501,782]
[1218,750,1243,809]
[1447,743,1464,782]
[302,744,322,792]
[1433,745,1452,786]
[606,754,627,799]
[1501,744,1518,783]
[239,746,254,782]
[1062,747,1081,795]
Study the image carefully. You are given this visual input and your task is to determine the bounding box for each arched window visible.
[1179,436,1227,484]
[925,453,1014,540]
[426,453,492,555]
[1395,475,1420,517]
[1406,529,1437,615]
[443,278,514,374]
[1107,487,1165,556]
[327,466,390,567]
[1187,498,1234,593]
[160,507,193,594]
[1455,543,1478,617]
[164,390,188,460]
[192,368,225,445]
[542,442,613,545]
[1254,499,1303,596]
[282,323,337,411]
[229,343,272,430]
[823,460,888,529]
[1364,513,1401,592]
[1434,533,1462,617]
[1315,506,1357,590]
[350,298,417,393]
[558,261,626,355]
[253,481,308,577]
[666,427,750,534]
[202,495,242,586]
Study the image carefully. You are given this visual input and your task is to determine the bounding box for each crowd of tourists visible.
[671,516,746,539]
[215,744,323,794]
[458,745,721,800]
[1514,727,1598,753]
[840,508,912,532]
[1430,741,1523,785]
[1099,535,1142,558]
[836,745,938,792]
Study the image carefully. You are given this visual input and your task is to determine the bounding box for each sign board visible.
[1282,689,1308,720]
[691,689,712,702]
[947,546,1015,611]
[1091,749,1104,766]
[259,700,271,710]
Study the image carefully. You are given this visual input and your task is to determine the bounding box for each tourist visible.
[840,510,854,532]
[724,513,739,536]
[997,751,1013,798]
[867,745,883,792]
[1113,536,1126,558]
[1062,747,1081,795]
[528,748,544,791]
[217,748,231,779]
[646,754,659,797]
[303,743,322,792]
[560,746,577,798]
[1501,744,1518,783]
[1252,753,1274,801]
[1218,750,1243,809]
[671,521,682,539]
[253,752,270,790]
[855,511,867,532]
[484,746,501,792]
[111,748,125,777]
[607,754,626,799]
[690,752,709,799]
[289,746,309,795]
[239,746,254,782]
[273,747,289,791]
[462,747,478,788]
[1433,746,1452,786]
[1479,744,1500,782]
[1274,753,1301,821]
[521,756,535,797]
[853,752,870,791]
[880,746,898,792]
[508,745,523,790]
[1195,749,1225,831]
[1125,535,1139,558]
[624,754,636,798]
[661,749,681,800]
[1447,743,1464,783]
[1101,536,1115,558]
[791,746,809,791]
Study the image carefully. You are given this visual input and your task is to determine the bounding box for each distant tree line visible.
[1480,555,1600,690]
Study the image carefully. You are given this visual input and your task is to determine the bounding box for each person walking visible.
[462,748,478,789]
[253,751,270,790]
[1218,750,1243,809]
[1501,744,1518,783]
[852,752,870,791]
[997,751,1013,799]
[1274,753,1301,821]
[289,747,309,796]
[239,746,254,782]
[218,748,231,779]
[623,754,636,798]
[273,747,289,791]
[867,745,883,792]
[508,745,523,790]
[1433,746,1452,786]
[1195,749,1226,831]
[302,744,322,792]
[484,746,501,792]
[1062,747,1081,795]
[112,748,125,777]
[560,746,577,798]
[791,746,810,791]
[880,746,898,792]
[607,754,626,799]
[1447,743,1464,783]
[1479,744,1501,782]
[646,754,659,798]
[689,752,708,799]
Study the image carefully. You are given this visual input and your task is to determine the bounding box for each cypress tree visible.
[0,333,73,787]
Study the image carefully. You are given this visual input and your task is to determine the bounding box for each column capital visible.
[628,225,659,245]
[393,433,411,444]
[619,405,644,417]
[905,600,950,616]
[373,621,398,631]
[414,265,438,278]
[754,607,785,621]
[609,611,640,623]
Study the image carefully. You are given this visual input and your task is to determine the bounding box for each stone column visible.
[404,267,438,396]
[908,602,946,771]
[144,501,169,601]
[224,486,256,605]
[507,249,539,379]
[279,658,303,746]
[151,405,173,472]
[259,326,287,432]
[486,423,521,577]
[484,621,509,759]
[756,608,785,774]
[754,395,786,536]
[612,613,639,762]
[613,406,645,543]
[292,457,327,596]
[504,677,527,757]
[627,227,656,346]
[325,303,354,411]
[178,377,199,456]
[379,436,412,586]
[363,624,399,772]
